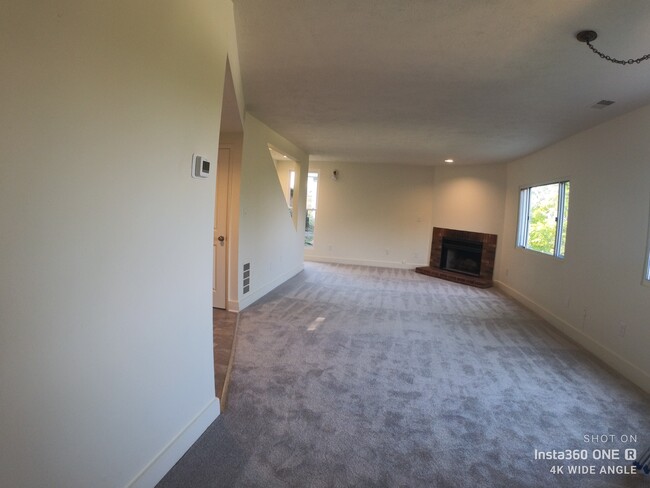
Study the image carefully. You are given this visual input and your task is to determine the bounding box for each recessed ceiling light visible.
[444,159,454,164]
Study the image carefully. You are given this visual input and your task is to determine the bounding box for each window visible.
[269,144,299,229]
[305,172,319,247]
[288,170,295,212]
[517,181,570,258]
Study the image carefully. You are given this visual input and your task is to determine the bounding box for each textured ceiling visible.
[233,0,650,165]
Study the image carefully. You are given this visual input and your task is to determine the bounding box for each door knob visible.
[218,235,225,242]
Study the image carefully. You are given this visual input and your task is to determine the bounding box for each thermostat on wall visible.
[192,154,211,178]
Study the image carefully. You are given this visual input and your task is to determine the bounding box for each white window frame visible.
[305,171,319,247]
[516,180,570,259]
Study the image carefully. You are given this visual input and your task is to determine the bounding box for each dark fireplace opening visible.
[416,227,497,288]
[440,237,483,277]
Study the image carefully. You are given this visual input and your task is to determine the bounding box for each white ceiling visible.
[233,0,650,165]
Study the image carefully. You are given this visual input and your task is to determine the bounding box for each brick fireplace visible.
[416,227,497,288]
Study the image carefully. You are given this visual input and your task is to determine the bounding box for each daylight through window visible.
[305,172,319,247]
[517,181,570,258]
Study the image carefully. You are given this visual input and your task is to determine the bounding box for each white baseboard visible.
[126,398,220,488]
[494,280,650,394]
[238,264,304,311]
[227,299,239,312]
[305,254,427,270]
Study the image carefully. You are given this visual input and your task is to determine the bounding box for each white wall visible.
[238,115,309,310]
[304,161,506,268]
[304,162,435,267]
[497,104,650,393]
[431,163,507,236]
[0,2,243,487]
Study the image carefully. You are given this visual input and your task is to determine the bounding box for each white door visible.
[213,147,230,308]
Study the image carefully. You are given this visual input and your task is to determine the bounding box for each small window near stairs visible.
[305,172,319,247]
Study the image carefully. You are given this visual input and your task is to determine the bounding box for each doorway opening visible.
[213,57,243,409]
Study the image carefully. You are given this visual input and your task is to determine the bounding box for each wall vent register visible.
[243,262,250,294]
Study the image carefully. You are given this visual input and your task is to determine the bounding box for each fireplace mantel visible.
[416,227,497,288]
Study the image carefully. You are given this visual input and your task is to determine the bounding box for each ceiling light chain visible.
[577,30,650,65]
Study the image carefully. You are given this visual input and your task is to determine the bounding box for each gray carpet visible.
[158,262,650,487]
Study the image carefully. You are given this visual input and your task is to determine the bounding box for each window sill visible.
[516,246,566,261]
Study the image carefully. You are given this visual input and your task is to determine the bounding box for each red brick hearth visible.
[416,227,498,288]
